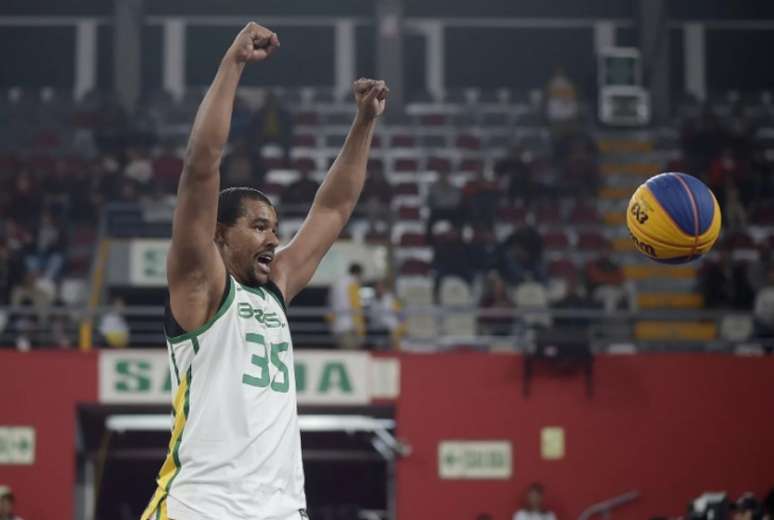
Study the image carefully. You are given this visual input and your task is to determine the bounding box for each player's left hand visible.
[353,78,389,120]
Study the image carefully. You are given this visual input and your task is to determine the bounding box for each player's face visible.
[221,199,280,286]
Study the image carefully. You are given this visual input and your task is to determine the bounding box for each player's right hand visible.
[227,22,280,64]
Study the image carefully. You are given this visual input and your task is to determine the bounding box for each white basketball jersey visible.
[141,275,306,520]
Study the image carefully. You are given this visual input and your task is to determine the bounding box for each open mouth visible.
[256,251,274,272]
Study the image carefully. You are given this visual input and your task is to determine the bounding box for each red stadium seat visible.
[496,206,527,222]
[536,205,562,225]
[420,114,447,126]
[724,231,755,249]
[262,157,286,170]
[400,258,431,276]
[543,230,569,250]
[367,158,384,172]
[548,259,578,281]
[394,158,419,172]
[426,157,452,173]
[390,134,416,148]
[364,227,389,242]
[455,134,481,150]
[577,231,611,251]
[459,158,483,173]
[398,205,421,220]
[569,204,600,225]
[293,134,317,147]
[394,182,420,196]
[290,157,316,173]
[399,232,427,247]
[262,182,284,196]
[294,111,319,125]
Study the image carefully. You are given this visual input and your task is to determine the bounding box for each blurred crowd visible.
[679,104,774,339]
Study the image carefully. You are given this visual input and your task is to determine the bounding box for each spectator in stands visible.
[0,241,24,305]
[552,275,597,332]
[431,221,473,295]
[152,140,184,194]
[468,225,499,277]
[98,297,130,348]
[708,147,751,211]
[544,66,578,132]
[752,258,774,338]
[24,210,66,281]
[11,272,54,311]
[248,91,293,164]
[427,174,462,236]
[763,487,774,520]
[561,131,599,198]
[478,271,515,336]
[359,168,393,230]
[328,263,366,350]
[495,143,534,204]
[496,224,546,285]
[585,254,624,292]
[513,482,557,520]
[699,249,755,309]
[8,171,40,230]
[585,254,628,312]
[0,486,24,520]
[462,170,499,229]
[123,146,154,190]
[681,108,726,177]
[221,140,264,189]
[367,278,404,350]
[281,170,320,217]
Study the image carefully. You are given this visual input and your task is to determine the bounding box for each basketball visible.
[626,172,722,264]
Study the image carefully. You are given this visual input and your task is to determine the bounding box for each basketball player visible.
[140,22,388,520]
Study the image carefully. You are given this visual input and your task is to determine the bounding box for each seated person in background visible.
[431,221,473,296]
[247,91,293,164]
[514,482,558,520]
[98,297,130,348]
[367,279,404,350]
[585,254,627,312]
[328,263,366,350]
[544,66,578,129]
[478,271,515,336]
[0,487,24,520]
[585,254,624,292]
[698,249,755,309]
[496,224,546,285]
[427,174,463,235]
[281,170,320,217]
[359,168,393,230]
[495,144,534,204]
[221,140,264,189]
[152,140,184,194]
[462,170,499,229]
[753,264,774,338]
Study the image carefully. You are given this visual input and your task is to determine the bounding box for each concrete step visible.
[635,320,717,341]
[637,292,703,309]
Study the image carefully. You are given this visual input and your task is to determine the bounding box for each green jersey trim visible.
[166,277,236,345]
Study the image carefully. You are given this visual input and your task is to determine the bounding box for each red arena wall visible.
[0,351,98,520]
[396,353,774,520]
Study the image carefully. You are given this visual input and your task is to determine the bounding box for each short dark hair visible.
[217,187,274,227]
[528,482,544,494]
[1,492,14,503]
[349,263,363,276]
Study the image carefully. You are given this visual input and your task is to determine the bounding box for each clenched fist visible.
[226,22,280,64]
[353,79,389,121]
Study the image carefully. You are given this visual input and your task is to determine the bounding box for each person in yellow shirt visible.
[328,263,366,349]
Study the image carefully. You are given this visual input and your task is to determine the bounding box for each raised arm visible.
[167,22,279,331]
[272,79,388,302]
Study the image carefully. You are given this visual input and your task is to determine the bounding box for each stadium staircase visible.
[595,132,716,344]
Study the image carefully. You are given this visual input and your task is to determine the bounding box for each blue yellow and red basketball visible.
[626,172,722,264]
